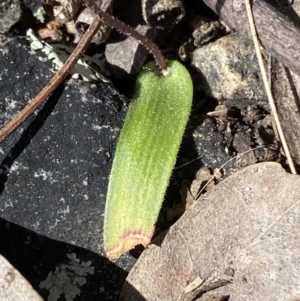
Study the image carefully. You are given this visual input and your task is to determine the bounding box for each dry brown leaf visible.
[0,255,43,301]
[120,162,300,301]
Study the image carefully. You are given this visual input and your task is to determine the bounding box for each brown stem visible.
[202,0,300,76]
[83,0,168,72]
[0,18,101,143]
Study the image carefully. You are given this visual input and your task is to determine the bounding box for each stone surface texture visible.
[0,37,136,300]
[191,34,266,101]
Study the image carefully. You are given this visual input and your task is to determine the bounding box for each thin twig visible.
[83,0,168,73]
[179,278,232,301]
[174,156,202,170]
[195,145,271,200]
[202,0,300,76]
[0,0,169,142]
[266,54,280,141]
[244,0,297,174]
[0,18,101,143]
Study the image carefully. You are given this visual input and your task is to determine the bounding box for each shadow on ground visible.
[0,218,146,301]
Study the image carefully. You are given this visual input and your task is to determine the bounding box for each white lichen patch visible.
[33,168,57,183]
[39,253,94,301]
[33,7,47,24]
[10,161,29,173]
[57,205,70,219]
[6,99,17,110]
[3,96,20,121]
[4,199,14,208]
[26,29,110,83]
[82,178,88,186]
[92,124,120,136]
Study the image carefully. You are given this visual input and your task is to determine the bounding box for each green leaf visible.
[104,60,193,258]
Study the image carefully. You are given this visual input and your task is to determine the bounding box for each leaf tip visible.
[105,229,153,259]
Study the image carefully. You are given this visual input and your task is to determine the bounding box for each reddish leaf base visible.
[105,229,153,259]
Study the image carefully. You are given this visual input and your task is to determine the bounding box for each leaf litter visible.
[120,162,300,301]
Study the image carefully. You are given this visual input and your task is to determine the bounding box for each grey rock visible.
[105,25,159,77]
[193,117,232,172]
[22,0,42,15]
[141,0,185,28]
[0,0,21,34]
[191,34,266,101]
[0,37,136,299]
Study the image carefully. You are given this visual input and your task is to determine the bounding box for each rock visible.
[104,0,170,77]
[193,116,232,172]
[0,37,136,299]
[0,0,21,34]
[232,131,257,168]
[105,25,159,77]
[0,255,43,301]
[191,34,266,101]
